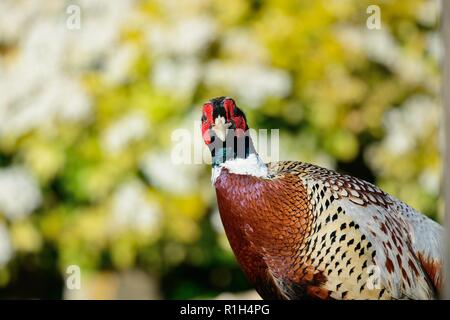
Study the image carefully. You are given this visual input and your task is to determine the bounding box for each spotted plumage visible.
[202,97,443,300]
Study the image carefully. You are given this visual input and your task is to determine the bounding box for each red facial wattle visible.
[232,115,247,133]
[223,99,235,120]
[202,103,214,145]
[224,99,246,132]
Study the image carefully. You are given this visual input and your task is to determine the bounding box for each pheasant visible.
[201,96,443,300]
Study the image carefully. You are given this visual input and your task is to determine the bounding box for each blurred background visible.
[0,0,443,299]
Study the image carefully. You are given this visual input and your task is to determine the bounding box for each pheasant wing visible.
[268,161,442,299]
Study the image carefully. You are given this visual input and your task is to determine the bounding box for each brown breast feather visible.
[214,168,330,299]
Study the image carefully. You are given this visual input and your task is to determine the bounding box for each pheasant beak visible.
[212,116,232,141]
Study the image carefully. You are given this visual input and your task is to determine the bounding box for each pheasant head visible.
[201,97,267,182]
[201,97,248,142]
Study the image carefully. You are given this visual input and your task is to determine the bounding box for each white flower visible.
[104,44,138,84]
[0,223,13,267]
[363,29,398,67]
[0,22,88,138]
[419,169,440,194]
[112,180,161,233]
[337,27,428,85]
[222,29,268,62]
[20,20,67,79]
[68,0,135,67]
[335,26,364,53]
[0,75,91,137]
[417,0,440,27]
[147,16,217,57]
[101,112,149,154]
[57,78,92,122]
[205,62,291,106]
[151,58,202,97]
[427,32,443,63]
[0,167,42,220]
[383,95,439,155]
[0,1,39,43]
[140,151,201,194]
[0,0,137,139]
